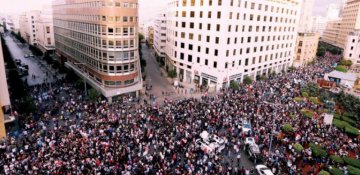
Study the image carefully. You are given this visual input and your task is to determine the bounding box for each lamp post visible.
[73,62,87,96]
[263,101,282,157]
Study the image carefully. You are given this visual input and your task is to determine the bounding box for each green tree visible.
[230,80,239,90]
[335,65,348,73]
[340,59,353,67]
[88,89,100,102]
[317,46,326,57]
[167,69,177,79]
[243,76,253,85]
[139,33,144,42]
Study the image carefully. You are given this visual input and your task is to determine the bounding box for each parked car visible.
[15,59,21,65]
[247,143,262,163]
[244,137,255,146]
[24,54,29,58]
[255,165,274,175]
[242,120,252,134]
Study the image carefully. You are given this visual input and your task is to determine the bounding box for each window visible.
[218,0,222,5]
[213,61,217,68]
[208,12,212,18]
[190,11,195,17]
[46,26,50,33]
[188,55,193,62]
[197,57,200,63]
[215,49,218,56]
[205,59,208,65]
[217,11,221,18]
[182,11,186,17]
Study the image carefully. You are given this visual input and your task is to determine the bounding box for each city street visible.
[4,35,62,86]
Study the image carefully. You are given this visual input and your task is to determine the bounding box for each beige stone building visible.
[322,19,342,48]
[322,0,360,49]
[147,26,154,47]
[19,11,41,45]
[293,0,319,67]
[294,33,320,67]
[53,0,142,102]
[36,4,55,53]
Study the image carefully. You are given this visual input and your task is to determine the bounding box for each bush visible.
[318,170,330,175]
[230,80,239,90]
[294,97,302,102]
[335,65,348,73]
[301,109,314,118]
[342,116,357,126]
[310,97,319,104]
[293,143,304,153]
[348,166,360,175]
[302,91,309,97]
[339,60,353,67]
[167,69,177,78]
[243,76,253,85]
[329,167,344,175]
[333,119,360,136]
[343,157,360,169]
[282,124,293,133]
[310,143,328,158]
[330,155,344,164]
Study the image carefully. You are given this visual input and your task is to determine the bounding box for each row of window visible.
[54,14,138,23]
[54,20,136,37]
[175,50,291,67]
[175,21,295,33]
[55,33,137,62]
[104,79,135,87]
[55,27,136,50]
[53,1,137,9]
[176,11,296,24]
[178,0,297,15]
[56,40,137,74]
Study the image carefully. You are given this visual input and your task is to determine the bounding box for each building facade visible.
[322,19,342,48]
[298,0,314,33]
[165,0,301,90]
[343,31,360,66]
[153,12,167,59]
[53,0,142,101]
[147,26,154,47]
[294,33,319,67]
[311,16,328,36]
[36,4,55,53]
[326,3,341,20]
[0,39,10,138]
[322,0,360,49]
[19,11,41,45]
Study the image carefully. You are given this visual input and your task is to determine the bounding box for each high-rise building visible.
[53,0,142,102]
[326,3,341,20]
[165,0,301,90]
[153,12,167,59]
[36,4,55,53]
[19,11,41,45]
[322,0,360,51]
[0,39,10,138]
[311,16,328,36]
[294,0,319,67]
[298,0,314,33]
[343,31,360,66]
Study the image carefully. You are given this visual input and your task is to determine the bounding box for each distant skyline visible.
[0,0,344,22]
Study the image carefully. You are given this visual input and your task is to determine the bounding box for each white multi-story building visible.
[343,31,360,66]
[36,4,55,53]
[19,11,41,45]
[165,0,301,90]
[154,12,167,59]
[326,3,341,20]
[311,16,328,36]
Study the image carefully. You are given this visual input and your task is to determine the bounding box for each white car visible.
[244,137,255,145]
[195,139,215,156]
[242,120,252,133]
[24,54,29,58]
[255,165,274,175]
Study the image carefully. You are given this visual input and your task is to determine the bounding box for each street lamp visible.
[263,101,282,157]
[73,62,87,96]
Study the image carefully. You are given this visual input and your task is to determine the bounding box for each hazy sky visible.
[0,0,343,21]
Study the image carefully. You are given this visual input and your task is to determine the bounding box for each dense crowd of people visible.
[0,52,359,174]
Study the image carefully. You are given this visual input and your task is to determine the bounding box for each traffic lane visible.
[5,36,51,85]
[142,44,175,97]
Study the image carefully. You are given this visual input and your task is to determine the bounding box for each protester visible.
[0,52,358,175]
